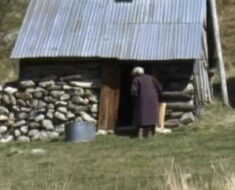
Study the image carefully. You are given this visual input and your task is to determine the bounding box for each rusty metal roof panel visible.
[11,0,206,60]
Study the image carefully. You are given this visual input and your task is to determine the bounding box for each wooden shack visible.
[11,0,227,131]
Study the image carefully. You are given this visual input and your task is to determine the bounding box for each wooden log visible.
[163,73,193,81]
[166,101,194,111]
[162,91,193,99]
[98,63,120,130]
[166,111,184,119]
[159,103,167,128]
[60,75,82,81]
[208,0,229,106]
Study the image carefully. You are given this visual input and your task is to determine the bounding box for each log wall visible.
[151,61,196,128]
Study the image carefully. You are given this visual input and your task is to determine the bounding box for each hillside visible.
[0,0,234,82]
[0,0,29,83]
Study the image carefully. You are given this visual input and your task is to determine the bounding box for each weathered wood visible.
[163,73,193,81]
[159,103,167,128]
[208,0,229,106]
[166,111,184,119]
[166,101,194,111]
[60,75,82,81]
[98,62,120,130]
[162,91,193,99]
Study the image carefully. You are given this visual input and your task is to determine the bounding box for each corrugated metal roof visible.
[11,0,207,60]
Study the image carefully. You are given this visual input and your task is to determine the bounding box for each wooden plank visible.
[162,91,193,98]
[208,0,229,106]
[159,103,167,128]
[167,101,195,111]
[166,111,184,119]
[98,62,120,130]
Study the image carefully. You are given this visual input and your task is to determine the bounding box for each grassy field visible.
[0,102,234,190]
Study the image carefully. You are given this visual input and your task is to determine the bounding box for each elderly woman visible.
[131,67,162,138]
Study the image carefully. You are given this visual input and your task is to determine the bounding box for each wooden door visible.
[98,62,120,130]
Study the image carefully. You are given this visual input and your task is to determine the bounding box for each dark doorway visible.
[117,65,134,127]
[116,64,152,136]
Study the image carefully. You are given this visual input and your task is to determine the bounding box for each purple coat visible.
[131,74,162,126]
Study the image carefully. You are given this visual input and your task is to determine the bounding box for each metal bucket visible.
[65,122,96,142]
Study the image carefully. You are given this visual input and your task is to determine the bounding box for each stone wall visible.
[0,77,101,143]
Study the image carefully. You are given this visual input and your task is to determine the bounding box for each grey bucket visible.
[65,122,96,142]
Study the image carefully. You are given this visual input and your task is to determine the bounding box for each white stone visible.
[4,87,17,94]
[0,106,9,115]
[55,101,67,106]
[180,112,195,125]
[60,94,70,101]
[83,98,89,105]
[20,126,28,134]
[46,112,54,119]
[20,80,35,88]
[13,120,26,128]
[17,136,30,142]
[0,126,8,134]
[31,133,40,141]
[33,91,44,98]
[80,112,97,123]
[90,104,98,113]
[29,122,40,128]
[63,85,72,90]
[29,129,40,137]
[89,95,98,103]
[67,112,75,119]
[57,107,68,114]
[0,135,14,143]
[9,112,15,120]
[71,96,84,104]
[48,104,55,109]
[70,81,101,88]
[0,115,8,121]
[21,107,31,112]
[35,114,45,122]
[55,112,67,121]
[42,120,54,130]
[17,112,27,120]
[13,106,20,112]
[183,83,194,93]
[51,90,65,98]
[2,94,16,105]
[37,100,47,109]
[55,124,65,134]
[70,88,84,96]
[48,131,59,139]
[39,131,49,141]
[75,117,83,122]
[14,129,21,137]
[39,80,55,88]
[25,88,35,93]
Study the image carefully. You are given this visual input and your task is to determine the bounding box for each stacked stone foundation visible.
[0,77,100,142]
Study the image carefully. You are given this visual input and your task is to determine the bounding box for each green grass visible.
[0,103,234,190]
